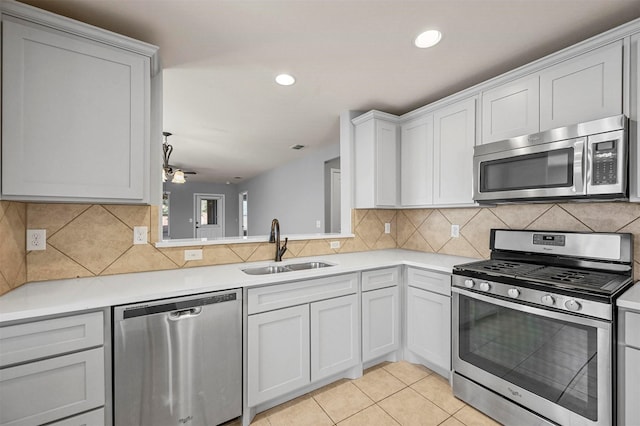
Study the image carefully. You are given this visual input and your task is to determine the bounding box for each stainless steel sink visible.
[242,261,334,275]
[286,261,333,271]
[242,265,292,275]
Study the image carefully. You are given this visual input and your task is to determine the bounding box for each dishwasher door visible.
[113,289,241,426]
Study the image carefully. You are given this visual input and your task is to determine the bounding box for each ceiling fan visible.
[162,131,197,183]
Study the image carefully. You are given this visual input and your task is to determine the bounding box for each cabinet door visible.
[401,114,434,206]
[375,120,399,207]
[2,17,149,202]
[362,286,400,362]
[0,348,104,426]
[481,75,539,143]
[247,305,310,406]
[406,286,451,373]
[433,97,476,205]
[621,346,640,425]
[630,33,640,202]
[310,294,359,381]
[539,41,622,131]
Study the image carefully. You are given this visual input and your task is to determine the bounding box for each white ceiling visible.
[18,0,640,183]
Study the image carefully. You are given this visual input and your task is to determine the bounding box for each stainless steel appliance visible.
[452,229,633,426]
[473,115,627,203]
[113,289,242,426]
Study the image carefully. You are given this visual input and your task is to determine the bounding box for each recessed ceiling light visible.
[275,74,296,86]
[414,30,442,48]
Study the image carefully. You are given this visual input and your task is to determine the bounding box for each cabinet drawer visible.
[406,267,451,296]
[48,408,104,426]
[362,267,400,292]
[624,310,640,348]
[0,312,104,368]
[0,348,105,426]
[248,273,358,314]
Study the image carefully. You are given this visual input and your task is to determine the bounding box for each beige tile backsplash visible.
[1,201,640,297]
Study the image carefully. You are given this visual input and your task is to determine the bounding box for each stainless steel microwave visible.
[473,115,628,203]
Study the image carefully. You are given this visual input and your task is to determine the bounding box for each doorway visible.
[194,193,225,239]
[239,191,248,237]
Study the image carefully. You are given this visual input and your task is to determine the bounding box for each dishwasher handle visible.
[169,307,202,320]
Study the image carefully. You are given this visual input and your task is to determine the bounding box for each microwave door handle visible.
[573,139,585,194]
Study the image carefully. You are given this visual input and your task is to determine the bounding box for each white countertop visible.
[617,281,640,311]
[0,249,476,323]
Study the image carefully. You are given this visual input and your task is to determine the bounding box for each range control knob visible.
[564,299,582,312]
[464,279,475,289]
[541,295,555,306]
[479,282,491,292]
[507,288,520,298]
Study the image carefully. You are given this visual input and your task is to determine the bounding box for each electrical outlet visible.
[316,220,322,229]
[384,223,391,234]
[26,229,46,251]
[330,241,340,249]
[185,249,203,261]
[133,226,148,244]
[451,224,460,238]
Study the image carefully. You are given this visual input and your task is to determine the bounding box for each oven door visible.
[452,287,612,426]
[473,137,585,202]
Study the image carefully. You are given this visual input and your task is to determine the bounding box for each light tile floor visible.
[227,361,502,426]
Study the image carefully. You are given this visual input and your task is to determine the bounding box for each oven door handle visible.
[452,287,610,329]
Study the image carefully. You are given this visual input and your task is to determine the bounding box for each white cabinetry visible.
[353,111,399,208]
[400,115,434,206]
[631,33,640,202]
[481,41,623,144]
[361,267,401,363]
[433,98,477,205]
[618,308,640,425]
[1,4,157,203]
[405,268,451,378]
[247,274,359,407]
[481,76,539,143]
[539,41,622,130]
[0,311,107,426]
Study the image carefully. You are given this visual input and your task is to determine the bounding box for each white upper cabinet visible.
[400,114,434,206]
[539,41,622,131]
[353,111,399,208]
[1,5,157,203]
[630,33,640,202]
[433,97,477,205]
[481,75,540,144]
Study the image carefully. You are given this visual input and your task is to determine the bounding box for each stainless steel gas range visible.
[451,229,633,426]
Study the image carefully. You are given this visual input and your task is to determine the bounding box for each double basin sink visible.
[243,261,333,275]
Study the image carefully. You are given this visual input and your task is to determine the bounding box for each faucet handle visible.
[279,237,288,257]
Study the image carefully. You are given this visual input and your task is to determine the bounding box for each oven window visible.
[458,294,597,421]
[480,148,573,192]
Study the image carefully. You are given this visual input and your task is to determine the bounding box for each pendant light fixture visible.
[162,131,188,184]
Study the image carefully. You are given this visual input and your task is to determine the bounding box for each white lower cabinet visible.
[0,311,107,426]
[362,286,400,362]
[311,294,359,381]
[247,305,311,406]
[618,309,640,425]
[247,275,359,408]
[405,268,451,377]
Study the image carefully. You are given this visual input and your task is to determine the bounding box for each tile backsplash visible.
[1,201,640,297]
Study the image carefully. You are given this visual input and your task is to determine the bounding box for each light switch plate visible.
[26,229,46,251]
[451,224,460,238]
[384,223,391,234]
[185,249,203,261]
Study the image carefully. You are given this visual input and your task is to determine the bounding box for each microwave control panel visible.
[592,140,618,185]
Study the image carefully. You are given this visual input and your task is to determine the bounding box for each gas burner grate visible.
[456,260,543,277]
[522,266,616,289]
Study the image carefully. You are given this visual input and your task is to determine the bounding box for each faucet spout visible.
[270,219,286,262]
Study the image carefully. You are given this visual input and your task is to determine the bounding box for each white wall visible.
[240,142,340,236]
[163,181,240,239]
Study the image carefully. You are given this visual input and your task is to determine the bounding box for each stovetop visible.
[453,258,632,298]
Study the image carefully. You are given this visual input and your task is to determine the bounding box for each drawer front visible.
[406,267,451,296]
[0,348,105,426]
[624,310,640,348]
[0,311,104,368]
[362,267,400,292]
[47,408,104,426]
[248,273,358,314]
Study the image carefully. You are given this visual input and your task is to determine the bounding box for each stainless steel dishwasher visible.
[113,289,241,426]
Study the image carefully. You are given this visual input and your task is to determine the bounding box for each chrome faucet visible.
[269,218,288,262]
